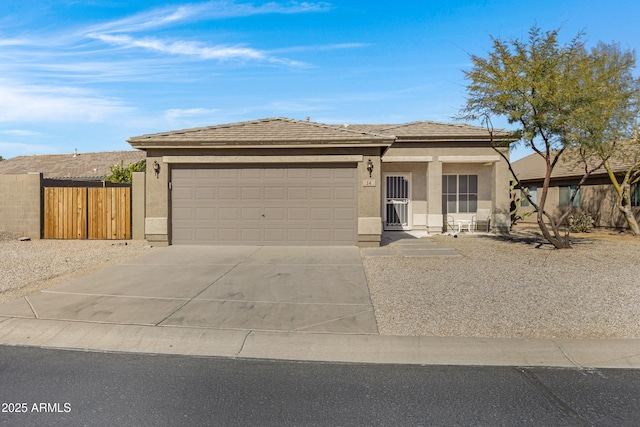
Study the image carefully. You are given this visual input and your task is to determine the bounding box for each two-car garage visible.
[170,165,358,245]
[128,117,395,247]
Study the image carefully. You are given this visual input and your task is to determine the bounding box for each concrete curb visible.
[1,317,638,368]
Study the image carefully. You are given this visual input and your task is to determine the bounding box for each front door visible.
[384,173,411,230]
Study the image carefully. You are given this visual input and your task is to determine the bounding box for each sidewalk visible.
[1,317,639,369]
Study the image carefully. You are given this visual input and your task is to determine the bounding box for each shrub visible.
[568,212,594,233]
[105,159,146,183]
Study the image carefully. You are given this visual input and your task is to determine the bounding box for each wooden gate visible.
[44,187,131,239]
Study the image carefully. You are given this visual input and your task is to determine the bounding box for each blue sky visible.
[1,0,639,160]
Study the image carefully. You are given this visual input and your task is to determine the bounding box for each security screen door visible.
[384,174,411,230]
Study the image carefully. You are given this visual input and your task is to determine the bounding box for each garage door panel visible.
[195,228,216,241]
[310,187,331,199]
[335,168,356,179]
[172,165,357,245]
[265,228,286,242]
[264,187,285,199]
[287,187,308,199]
[334,207,356,220]
[172,187,193,200]
[241,228,262,242]
[195,188,216,200]
[241,207,261,220]
[264,207,286,220]
[335,187,356,199]
[194,169,216,179]
[219,207,239,220]
[195,208,216,220]
[287,169,309,179]
[218,187,239,199]
[173,207,194,220]
[241,187,262,199]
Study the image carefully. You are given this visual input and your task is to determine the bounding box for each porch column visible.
[426,159,443,233]
[492,154,511,233]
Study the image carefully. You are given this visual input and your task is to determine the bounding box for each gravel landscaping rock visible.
[0,237,154,304]
[2,229,639,340]
[363,229,640,339]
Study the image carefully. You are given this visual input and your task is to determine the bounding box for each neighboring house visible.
[0,150,146,185]
[128,117,515,247]
[512,149,640,229]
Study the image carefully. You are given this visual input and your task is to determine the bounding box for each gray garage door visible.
[171,165,358,245]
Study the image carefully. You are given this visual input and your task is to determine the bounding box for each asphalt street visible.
[1,346,639,426]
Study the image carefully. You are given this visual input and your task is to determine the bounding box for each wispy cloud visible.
[0,81,133,123]
[271,42,369,53]
[164,108,220,121]
[85,1,332,34]
[0,129,42,136]
[91,33,305,65]
[0,142,56,156]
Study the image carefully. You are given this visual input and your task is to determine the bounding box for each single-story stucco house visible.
[512,147,640,229]
[127,117,515,247]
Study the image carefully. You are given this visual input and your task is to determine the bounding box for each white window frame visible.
[442,174,478,214]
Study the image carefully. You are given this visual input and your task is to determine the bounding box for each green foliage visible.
[459,25,639,248]
[510,181,535,228]
[461,26,639,153]
[105,159,146,183]
[568,212,595,233]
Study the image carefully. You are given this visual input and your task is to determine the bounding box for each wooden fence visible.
[44,187,131,239]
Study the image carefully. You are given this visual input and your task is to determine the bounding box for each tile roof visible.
[337,121,509,140]
[512,141,640,182]
[128,117,516,148]
[0,150,145,180]
[128,117,396,148]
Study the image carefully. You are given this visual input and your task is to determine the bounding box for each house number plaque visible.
[362,179,376,187]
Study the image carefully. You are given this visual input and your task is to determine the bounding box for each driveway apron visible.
[0,246,378,334]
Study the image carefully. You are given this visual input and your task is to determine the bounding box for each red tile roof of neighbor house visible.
[0,150,146,180]
[127,117,516,148]
[512,141,640,182]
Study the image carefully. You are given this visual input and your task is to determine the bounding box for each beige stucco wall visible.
[0,173,42,239]
[516,182,640,230]
[131,172,146,240]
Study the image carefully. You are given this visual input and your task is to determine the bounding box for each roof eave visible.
[128,140,394,150]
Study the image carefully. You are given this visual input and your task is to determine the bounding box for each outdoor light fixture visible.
[366,159,374,177]
[153,160,160,178]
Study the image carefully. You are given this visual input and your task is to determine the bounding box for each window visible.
[632,183,640,207]
[442,174,478,213]
[559,185,581,207]
[521,186,537,207]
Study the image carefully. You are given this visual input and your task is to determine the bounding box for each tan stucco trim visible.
[162,155,364,164]
[381,156,433,162]
[439,155,501,163]
[145,217,168,234]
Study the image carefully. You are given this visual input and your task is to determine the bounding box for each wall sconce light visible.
[153,161,160,178]
[366,159,374,178]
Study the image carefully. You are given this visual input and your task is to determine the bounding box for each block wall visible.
[0,173,42,239]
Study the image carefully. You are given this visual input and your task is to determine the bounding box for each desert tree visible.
[459,26,639,248]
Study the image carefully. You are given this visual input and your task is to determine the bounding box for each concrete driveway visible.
[0,246,377,334]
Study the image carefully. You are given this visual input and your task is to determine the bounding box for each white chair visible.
[472,209,491,232]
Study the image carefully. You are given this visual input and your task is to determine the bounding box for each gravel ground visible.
[363,228,640,339]
[0,232,155,304]
[2,229,639,340]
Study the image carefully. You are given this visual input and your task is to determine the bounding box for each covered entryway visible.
[171,165,357,245]
[383,173,412,230]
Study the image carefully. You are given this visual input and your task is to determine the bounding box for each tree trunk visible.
[537,211,571,249]
[619,183,640,235]
[619,204,640,235]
